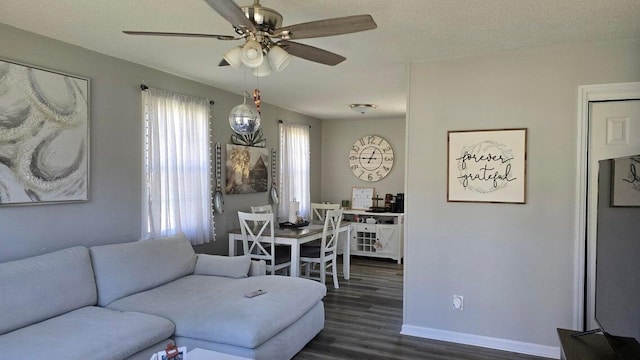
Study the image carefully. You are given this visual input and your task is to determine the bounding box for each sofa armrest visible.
[248,260,266,276]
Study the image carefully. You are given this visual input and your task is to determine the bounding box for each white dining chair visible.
[299,209,343,289]
[310,203,340,221]
[238,211,291,275]
[250,204,273,225]
[250,204,272,214]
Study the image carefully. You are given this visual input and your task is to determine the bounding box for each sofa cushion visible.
[194,254,251,279]
[0,306,174,360]
[0,246,96,335]
[107,274,326,348]
[90,234,197,306]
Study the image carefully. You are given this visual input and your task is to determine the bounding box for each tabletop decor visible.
[351,187,375,210]
[225,144,269,194]
[447,128,527,204]
[0,59,89,205]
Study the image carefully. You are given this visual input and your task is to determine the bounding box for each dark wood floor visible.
[294,256,550,360]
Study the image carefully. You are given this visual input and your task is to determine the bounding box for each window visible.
[278,122,310,219]
[142,87,213,245]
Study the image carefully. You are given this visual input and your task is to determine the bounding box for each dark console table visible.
[557,328,617,360]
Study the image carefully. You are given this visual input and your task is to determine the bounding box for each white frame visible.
[351,187,374,210]
[0,58,90,206]
[447,128,527,204]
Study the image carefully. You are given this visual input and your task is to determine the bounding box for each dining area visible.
[228,203,351,289]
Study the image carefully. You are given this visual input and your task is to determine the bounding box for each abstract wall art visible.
[0,59,89,205]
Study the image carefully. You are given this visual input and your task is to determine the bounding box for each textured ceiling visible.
[1,0,639,119]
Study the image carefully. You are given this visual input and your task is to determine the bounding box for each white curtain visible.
[142,87,213,245]
[278,122,311,220]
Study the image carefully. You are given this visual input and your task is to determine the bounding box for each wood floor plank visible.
[294,256,549,360]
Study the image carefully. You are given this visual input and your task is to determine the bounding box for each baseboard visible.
[401,324,560,359]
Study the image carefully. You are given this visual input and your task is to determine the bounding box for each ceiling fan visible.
[123,0,377,76]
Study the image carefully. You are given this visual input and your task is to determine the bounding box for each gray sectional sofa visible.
[0,234,327,359]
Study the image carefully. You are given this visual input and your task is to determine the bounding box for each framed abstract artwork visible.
[225,144,269,194]
[611,155,640,207]
[0,59,90,206]
[447,128,527,204]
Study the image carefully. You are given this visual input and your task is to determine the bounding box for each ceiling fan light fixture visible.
[252,58,273,77]
[223,46,243,70]
[350,103,377,114]
[240,39,264,68]
[267,45,291,72]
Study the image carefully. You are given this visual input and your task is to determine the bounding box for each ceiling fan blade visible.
[202,0,256,32]
[278,41,346,66]
[274,15,376,40]
[219,59,230,66]
[123,31,236,40]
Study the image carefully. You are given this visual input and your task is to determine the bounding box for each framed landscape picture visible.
[225,144,269,194]
[447,128,527,204]
[0,59,89,206]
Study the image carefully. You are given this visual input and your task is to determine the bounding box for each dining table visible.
[228,221,351,279]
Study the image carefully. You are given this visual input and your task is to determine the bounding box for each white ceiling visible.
[1,0,639,120]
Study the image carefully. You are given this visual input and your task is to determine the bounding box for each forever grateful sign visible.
[447,128,527,204]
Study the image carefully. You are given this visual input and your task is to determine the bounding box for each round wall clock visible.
[349,135,394,182]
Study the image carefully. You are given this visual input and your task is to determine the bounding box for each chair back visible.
[250,204,272,214]
[238,211,275,263]
[320,209,343,258]
[250,204,273,225]
[311,203,341,221]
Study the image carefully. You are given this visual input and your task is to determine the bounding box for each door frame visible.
[574,81,640,330]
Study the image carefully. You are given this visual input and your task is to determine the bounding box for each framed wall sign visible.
[611,155,640,207]
[0,58,90,206]
[447,128,527,204]
[351,187,374,210]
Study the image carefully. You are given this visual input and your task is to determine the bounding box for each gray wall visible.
[405,38,640,353]
[320,117,406,205]
[0,23,322,263]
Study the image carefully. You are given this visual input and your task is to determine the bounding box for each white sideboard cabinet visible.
[342,210,404,264]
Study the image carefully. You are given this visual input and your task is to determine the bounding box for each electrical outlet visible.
[453,295,464,310]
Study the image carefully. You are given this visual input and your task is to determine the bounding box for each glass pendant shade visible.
[223,46,243,70]
[267,45,291,72]
[252,58,273,77]
[229,103,261,135]
[240,39,264,68]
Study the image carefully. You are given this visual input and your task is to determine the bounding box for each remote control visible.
[244,289,266,298]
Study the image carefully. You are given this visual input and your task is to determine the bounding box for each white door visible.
[586,100,640,330]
